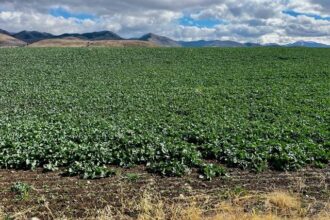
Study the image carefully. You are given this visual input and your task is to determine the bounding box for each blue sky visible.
[0,0,329,44]
[179,16,226,28]
[283,9,330,20]
[49,7,96,20]
[49,7,226,28]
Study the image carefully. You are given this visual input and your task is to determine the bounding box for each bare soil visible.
[0,166,329,219]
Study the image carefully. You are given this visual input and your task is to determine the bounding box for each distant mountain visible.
[0,33,26,47]
[244,42,261,47]
[57,31,123,41]
[11,30,122,43]
[286,41,330,48]
[180,40,330,48]
[28,38,157,48]
[0,29,11,35]
[139,33,181,47]
[264,43,281,47]
[1,29,330,48]
[180,40,244,47]
[12,31,55,44]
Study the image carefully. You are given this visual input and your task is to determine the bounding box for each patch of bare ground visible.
[27,38,157,48]
[0,166,329,219]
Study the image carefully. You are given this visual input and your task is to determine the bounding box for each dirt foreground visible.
[0,166,329,219]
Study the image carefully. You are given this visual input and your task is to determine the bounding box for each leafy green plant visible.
[147,161,190,177]
[0,48,328,179]
[64,162,116,179]
[10,182,31,200]
[125,173,140,182]
[199,163,227,180]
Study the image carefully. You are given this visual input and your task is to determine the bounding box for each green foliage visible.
[125,173,140,181]
[147,160,190,177]
[0,48,329,179]
[222,185,248,199]
[10,182,31,200]
[64,162,116,179]
[199,163,227,180]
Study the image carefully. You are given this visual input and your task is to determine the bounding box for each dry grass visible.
[137,191,166,220]
[315,213,330,220]
[94,190,329,220]
[266,191,301,213]
[0,33,16,41]
[2,190,329,220]
[28,39,158,48]
[89,40,157,47]
[210,202,281,220]
[0,33,26,47]
[0,206,5,219]
[28,38,87,47]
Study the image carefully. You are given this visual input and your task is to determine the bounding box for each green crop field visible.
[0,48,329,179]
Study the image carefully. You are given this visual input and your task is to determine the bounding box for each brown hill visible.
[139,33,181,47]
[89,40,157,47]
[0,33,27,47]
[28,38,158,48]
[28,38,87,47]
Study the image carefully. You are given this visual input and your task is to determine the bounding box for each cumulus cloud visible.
[0,0,329,44]
[289,0,330,16]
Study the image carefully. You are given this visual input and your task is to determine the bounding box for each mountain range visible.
[0,29,329,48]
[0,29,11,35]
[286,41,330,48]
[138,33,181,47]
[180,40,245,47]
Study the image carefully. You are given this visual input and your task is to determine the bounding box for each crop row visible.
[0,48,329,179]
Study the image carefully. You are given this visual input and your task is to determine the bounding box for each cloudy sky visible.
[0,0,329,44]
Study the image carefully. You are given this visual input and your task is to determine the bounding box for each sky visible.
[0,0,329,44]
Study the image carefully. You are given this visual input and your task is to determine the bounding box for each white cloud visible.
[0,0,329,44]
[0,11,100,35]
[288,0,330,16]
